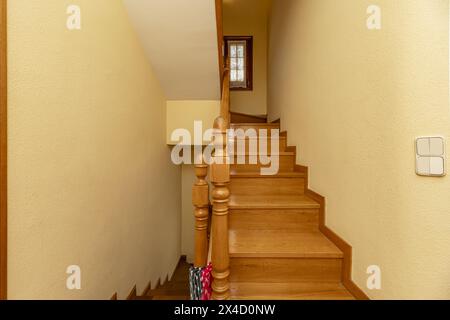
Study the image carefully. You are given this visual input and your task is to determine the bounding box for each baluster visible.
[192,155,209,268]
[210,117,230,300]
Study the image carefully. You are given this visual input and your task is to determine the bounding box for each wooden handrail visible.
[192,56,231,299]
[220,67,230,128]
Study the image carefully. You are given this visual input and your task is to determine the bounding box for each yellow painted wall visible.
[223,0,271,115]
[8,0,181,299]
[166,100,220,145]
[268,0,450,299]
[167,100,219,262]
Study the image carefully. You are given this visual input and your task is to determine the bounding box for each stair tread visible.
[229,194,320,209]
[229,230,343,258]
[230,282,354,300]
[230,136,286,140]
[231,123,280,127]
[151,295,189,300]
[231,151,294,156]
[231,171,305,178]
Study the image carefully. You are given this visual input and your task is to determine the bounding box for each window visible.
[224,36,253,91]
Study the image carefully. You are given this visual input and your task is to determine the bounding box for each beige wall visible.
[8,0,181,299]
[166,100,220,145]
[167,100,219,262]
[181,165,196,264]
[268,0,450,299]
[223,0,271,115]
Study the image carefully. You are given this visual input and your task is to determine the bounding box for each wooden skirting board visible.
[295,165,369,300]
[111,256,186,300]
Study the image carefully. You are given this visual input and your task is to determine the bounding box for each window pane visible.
[237,45,244,58]
[238,58,244,70]
[231,70,237,82]
[230,45,237,58]
[230,58,237,70]
[237,70,244,82]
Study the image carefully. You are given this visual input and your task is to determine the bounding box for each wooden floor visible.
[137,257,191,300]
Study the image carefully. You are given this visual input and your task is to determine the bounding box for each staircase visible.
[226,115,354,300]
[135,257,190,300]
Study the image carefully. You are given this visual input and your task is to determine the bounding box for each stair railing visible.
[210,66,230,300]
[192,63,231,300]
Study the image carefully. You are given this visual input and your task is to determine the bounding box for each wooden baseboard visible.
[114,255,187,300]
[126,285,137,300]
[142,281,152,297]
[295,165,369,300]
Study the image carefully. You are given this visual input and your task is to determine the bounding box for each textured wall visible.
[8,0,181,299]
[268,0,450,299]
[166,100,220,145]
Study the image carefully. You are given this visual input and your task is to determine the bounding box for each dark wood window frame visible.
[224,36,253,91]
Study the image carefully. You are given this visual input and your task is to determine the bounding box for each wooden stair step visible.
[230,282,354,300]
[229,136,287,153]
[229,194,320,209]
[151,295,189,300]
[229,208,319,231]
[230,124,281,136]
[229,230,343,258]
[231,123,280,130]
[230,112,267,124]
[230,171,305,178]
[230,153,294,163]
[230,177,305,196]
[148,286,189,296]
[230,257,343,283]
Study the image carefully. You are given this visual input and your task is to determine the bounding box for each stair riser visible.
[230,155,295,172]
[230,209,319,231]
[230,258,343,283]
[230,177,305,195]
[231,114,267,124]
[229,138,287,154]
[230,125,280,133]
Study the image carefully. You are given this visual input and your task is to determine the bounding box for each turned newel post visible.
[192,153,209,268]
[210,117,230,300]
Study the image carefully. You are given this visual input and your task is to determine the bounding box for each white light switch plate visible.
[416,137,446,177]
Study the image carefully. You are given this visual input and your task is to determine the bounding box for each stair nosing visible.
[229,202,320,210]
[231,172,306,178]
[231,123,280,127]
[229,252,344,259]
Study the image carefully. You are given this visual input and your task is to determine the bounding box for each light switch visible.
[416,138,430,156]
[416,136,446,177]
[430,137,444,155]
[430,157,444,175]
[417,156,430,176]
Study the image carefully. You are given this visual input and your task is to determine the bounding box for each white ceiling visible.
[123,0,221,100]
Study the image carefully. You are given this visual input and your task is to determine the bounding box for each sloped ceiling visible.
[123,0,220,100]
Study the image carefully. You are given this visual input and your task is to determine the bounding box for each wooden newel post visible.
[192,153,209,268]
[210,117,230,300]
